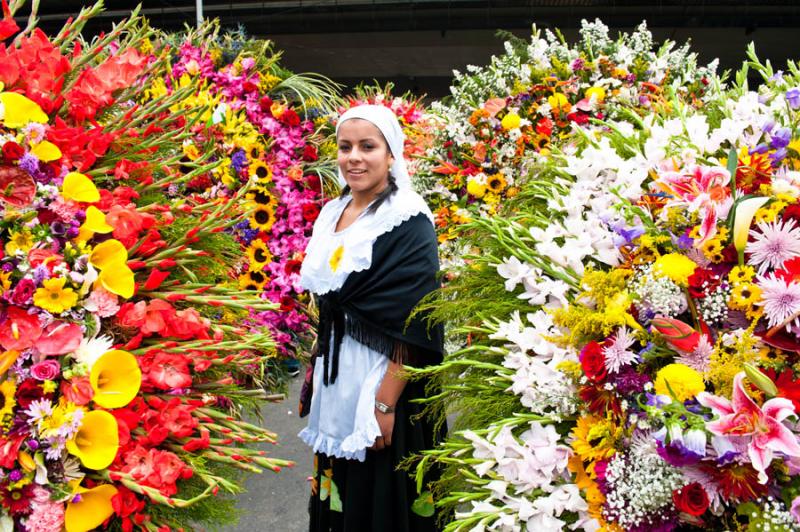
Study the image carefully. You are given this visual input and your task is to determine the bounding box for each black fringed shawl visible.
[317,213,444,385]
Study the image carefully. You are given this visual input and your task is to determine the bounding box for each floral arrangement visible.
[0,3,308,530]
[413,20,717,245]
[151,25,339,364]
[410,21,800,531]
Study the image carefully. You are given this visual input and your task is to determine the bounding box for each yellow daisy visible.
[728,265,755,284]
[34,277,78,314]
[730,282,761,310]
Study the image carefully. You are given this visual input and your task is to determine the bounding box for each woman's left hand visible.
[371,410,395,450]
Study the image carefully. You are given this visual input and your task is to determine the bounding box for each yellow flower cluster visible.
[653,363,705,401]
[699,226,728,263]
[726,265,762,320]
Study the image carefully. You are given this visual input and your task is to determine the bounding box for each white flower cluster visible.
[458,423,598,531]
[496,256,571,308]
[630,264,688,317]
[490,310,578,418]
[602,453,684,529]
[747,498,800,531]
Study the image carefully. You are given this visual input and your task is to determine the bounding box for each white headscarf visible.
[335,105,411,190]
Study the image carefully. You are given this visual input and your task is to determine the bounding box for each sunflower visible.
[249,160,272,183]
[0,380,15,421]
[570,414,620,476]
[533,134,550,151]
[247,239,273,271]
[246,186,276,207]
[238,270,269,291]
[249,205,275,232]
[33,277,78,314]
[486,173,507,194]
[730,282,761,310]
[244,142,265,161]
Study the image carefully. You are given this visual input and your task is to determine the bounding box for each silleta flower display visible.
[407,19,800,531]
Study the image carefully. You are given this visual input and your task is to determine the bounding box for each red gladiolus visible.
[0,0,19,40]
[117,445,191,497]
[143,269,170,291]
[146,352,192,390]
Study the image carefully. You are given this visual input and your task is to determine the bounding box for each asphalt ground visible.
[233,375,311,532]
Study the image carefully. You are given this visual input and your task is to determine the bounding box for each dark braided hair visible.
[339,173,399,214]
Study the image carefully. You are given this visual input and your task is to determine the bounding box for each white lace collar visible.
[299,189,434,296]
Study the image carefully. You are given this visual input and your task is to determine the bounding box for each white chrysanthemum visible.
[746,219,800,275]
[71,334,115,369]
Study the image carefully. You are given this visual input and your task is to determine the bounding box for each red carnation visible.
[1,142,23,162]
[302,202,321,223]
[687,267,718,298]
[672,482,709,516]
[302,144,318,162]
[279,109,300,127]
[580,341,607,383]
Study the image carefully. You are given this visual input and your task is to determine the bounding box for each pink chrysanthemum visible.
[677,334,714,373]
[757,273,800,330]
[602,327,638,374]
[746,219,800,275]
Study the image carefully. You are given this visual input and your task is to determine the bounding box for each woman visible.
[298,105,444,531]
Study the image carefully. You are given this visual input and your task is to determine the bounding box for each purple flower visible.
[656,440,703,466]
[231,149,248,172]
[50,221,67,237]
[750,143,770,155]
[786,87,800,109]
[32,265,49,284]
[771,127,792,149]
[8,470,22,482]
[675,232,694,250]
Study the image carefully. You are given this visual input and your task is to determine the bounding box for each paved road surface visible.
[234,375,311,532]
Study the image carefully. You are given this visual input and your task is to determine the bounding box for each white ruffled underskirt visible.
[298,334,389,462]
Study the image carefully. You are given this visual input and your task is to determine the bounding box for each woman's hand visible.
[371,409,395,451]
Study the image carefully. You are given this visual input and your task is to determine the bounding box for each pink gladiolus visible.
[697,372,800,483]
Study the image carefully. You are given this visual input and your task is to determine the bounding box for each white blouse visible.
[297,189,434,461]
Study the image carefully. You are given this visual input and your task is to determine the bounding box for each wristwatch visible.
[374,400,395,414]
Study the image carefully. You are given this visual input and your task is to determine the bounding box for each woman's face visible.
[337,118,394,196]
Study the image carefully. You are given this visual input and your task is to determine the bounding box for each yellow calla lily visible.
[733,196,770,264]
[62,172,100,203]
[97,260,135,299]
[89,239,128,270]
[0,92,48,128]
[29,141,62,162]
[78,206,114,242]
[65,483,118,532]
[90,349,141,408]
[65,410,119,470]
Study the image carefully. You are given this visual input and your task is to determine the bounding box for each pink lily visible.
[657,164,732,243]
[697,372,800,483]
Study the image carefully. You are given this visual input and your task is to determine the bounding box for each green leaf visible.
[329,478,342,512]
[411,491,435,517]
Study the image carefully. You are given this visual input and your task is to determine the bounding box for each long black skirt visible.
[308,379,445,532]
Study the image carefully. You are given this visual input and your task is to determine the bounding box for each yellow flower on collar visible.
[329,245,344,272]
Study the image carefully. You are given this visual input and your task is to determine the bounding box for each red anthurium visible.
[0,306,42,351]
[0,165,36,207]
[34,321,82,355]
